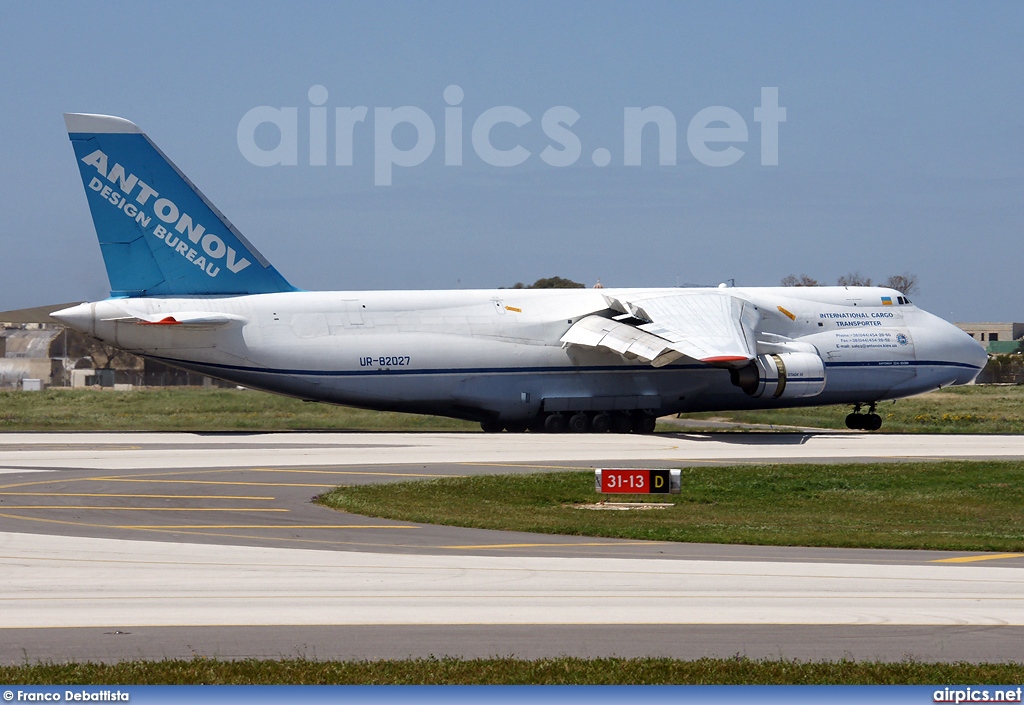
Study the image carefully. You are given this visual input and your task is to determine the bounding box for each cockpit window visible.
[897,296,912,305]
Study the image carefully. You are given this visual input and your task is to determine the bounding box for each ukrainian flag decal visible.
[881,296,893,305]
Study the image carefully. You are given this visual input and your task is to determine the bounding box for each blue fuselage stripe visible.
[147,355,982,378]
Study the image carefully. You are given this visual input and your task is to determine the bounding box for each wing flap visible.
[560,316,617,349]
[560,316,682,366]
[563,291,759,368]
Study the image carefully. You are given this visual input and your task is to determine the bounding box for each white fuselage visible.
[54,286,986,423]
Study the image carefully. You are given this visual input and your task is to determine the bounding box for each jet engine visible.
[730,352,826,399]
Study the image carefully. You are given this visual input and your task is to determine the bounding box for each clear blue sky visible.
[0,1,1021,321]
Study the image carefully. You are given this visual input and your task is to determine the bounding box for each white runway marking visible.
[1,531,1022,629]
[0,431,1022,471]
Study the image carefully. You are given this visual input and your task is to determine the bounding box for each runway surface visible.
[1,431,1022,663]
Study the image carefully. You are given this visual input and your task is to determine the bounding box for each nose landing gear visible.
[846,403,882,431]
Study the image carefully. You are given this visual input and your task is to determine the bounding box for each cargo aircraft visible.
[48,113,987,433]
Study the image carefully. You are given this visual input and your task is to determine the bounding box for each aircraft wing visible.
[560,290,759,368]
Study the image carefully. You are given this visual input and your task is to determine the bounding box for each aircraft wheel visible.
[632,413,657,434]
[568,412,589,433]
[864,413,882,431]
[591,412,611,433]
[504,420,529,433]
[544,413,567,433]
[610,413,633,434]
[845,413,864,430]
[480,420,504,433]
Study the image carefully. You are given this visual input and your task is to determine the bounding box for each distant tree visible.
[782,271,919,292]
[781,274,821,287]
[979,354,1024,384]
[884,272,919,296]
[836,272,873,287]
[529,276,586,289]
[75,335,143,372]
[509,276,585,289]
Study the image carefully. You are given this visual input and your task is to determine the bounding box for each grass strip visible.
[679,385,1024,433]
[318,462,1024,552]
[2,657,1023,684]
[0,389,475,432]
[0,384,1022,433]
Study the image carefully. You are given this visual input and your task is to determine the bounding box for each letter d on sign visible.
[649,469,674,494]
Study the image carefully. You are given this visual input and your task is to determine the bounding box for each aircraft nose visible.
[915,315,988,386]
[960,332,991,381]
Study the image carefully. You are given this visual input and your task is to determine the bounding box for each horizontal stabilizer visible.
[0,302,86,326]
[49,301,245,330]
[107,303,245,327]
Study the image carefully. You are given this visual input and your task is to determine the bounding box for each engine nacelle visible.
[730,352,826,399]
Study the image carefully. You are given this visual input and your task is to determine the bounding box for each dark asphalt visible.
[1,437,1022,665]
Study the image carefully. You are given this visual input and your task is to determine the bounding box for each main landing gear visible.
[846,403,882,431]
[480,410,658,434]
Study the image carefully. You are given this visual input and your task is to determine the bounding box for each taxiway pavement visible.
[1,431,1022,663]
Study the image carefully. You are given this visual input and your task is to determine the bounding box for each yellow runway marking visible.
[665,459,737,464]
[130,530,430,548]
[249,468,463,478]
[0,511,413,534]
[879,455,958,462]
[90,469,246,480]
[87,478,333,488]
[0,506,287,512]
[85,468,322,482]
[0,512,128,530]
[0,445,143,451]
[440,541,654,549]
[0,468,305,491]
[0,479,76,491]
[932,553,1024,564]
[0,465,454,491]
[107,524,418,530]
[0,492,274,500]
[456,462,593,470]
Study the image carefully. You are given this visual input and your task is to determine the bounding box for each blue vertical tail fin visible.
[65,113,295,297]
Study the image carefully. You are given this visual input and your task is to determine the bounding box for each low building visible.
[954,322,1024,354]
[0,324,215,389]
[0,328,65,388]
